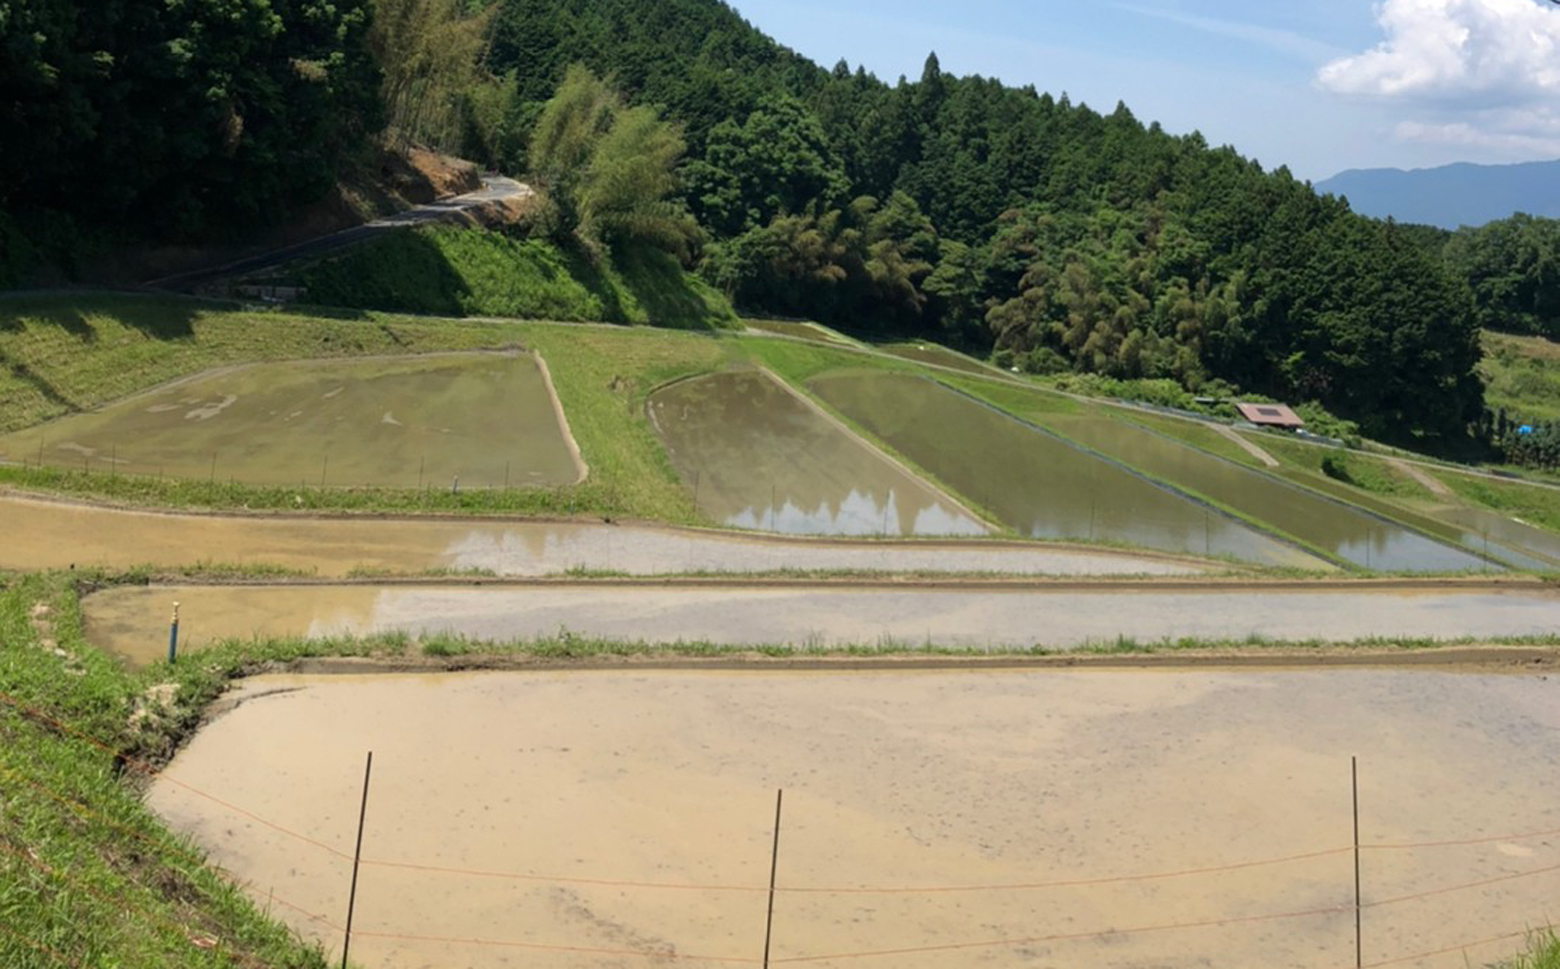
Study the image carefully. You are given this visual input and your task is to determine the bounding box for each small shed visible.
[1234,402,1305,429]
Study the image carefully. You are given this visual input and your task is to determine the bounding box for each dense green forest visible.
[7,0,1551,453]
[463,0,1485,449]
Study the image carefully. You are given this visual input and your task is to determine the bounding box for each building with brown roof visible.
[1233,402,1305,429]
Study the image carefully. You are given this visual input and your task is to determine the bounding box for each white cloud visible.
[1318,0,1560,152]
[1112,3,1345,63]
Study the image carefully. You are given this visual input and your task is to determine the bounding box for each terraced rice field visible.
[0,351,583,489]
[649,370,985,537]
[809,372,1327,568]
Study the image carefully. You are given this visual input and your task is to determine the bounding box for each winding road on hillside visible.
[144,176,532,293]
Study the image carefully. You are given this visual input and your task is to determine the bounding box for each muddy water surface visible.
[649,371,985,537]
[85,582,1560,665]
[0,495,1201,577]
[810,373,1324,568]
[1044,415,1492,572]
[0,352,582,488]
[878,342,1002,375]
[148,668,1560,969]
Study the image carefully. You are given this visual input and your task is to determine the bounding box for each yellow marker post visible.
[168,601,181,665]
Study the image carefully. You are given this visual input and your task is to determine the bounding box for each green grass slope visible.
[1482,330,1560,423]
[296,226,737,330]
[0,572,333,968]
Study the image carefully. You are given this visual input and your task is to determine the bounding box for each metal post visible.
[762,789,784,969]
[167,602,180,665]
[342,751,374,969]
[1352,756,1362,969]
[417,456,425,491]
[209,452,217,484]
[320,455,329,488]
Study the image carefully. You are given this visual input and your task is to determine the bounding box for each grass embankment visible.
[0,572,334,968]
[0,294,728,523]
[1481,330,1560,424]
[295,225,738,330]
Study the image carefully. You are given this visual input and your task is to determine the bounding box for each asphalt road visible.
[143,175,532,292]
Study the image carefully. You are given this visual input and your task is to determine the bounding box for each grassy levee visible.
[1433,468,1560,533]
[0,294,727,523]
[0,571,337,968]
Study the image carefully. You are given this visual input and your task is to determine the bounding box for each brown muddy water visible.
[648,371,986,537]
[0,352,583,488]
[1043,415,1494,573]
[809,373,1326,569]
[147,668,1560,969]
[85,582,1560,665]
[0,495,1202,578]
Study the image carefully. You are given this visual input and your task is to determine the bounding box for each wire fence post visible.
[1353,755,1362,969]
[342,751,374,969]
[762,788,784,969]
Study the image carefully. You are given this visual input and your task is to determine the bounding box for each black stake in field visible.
[763,788,783,969]
[342,751,374,969]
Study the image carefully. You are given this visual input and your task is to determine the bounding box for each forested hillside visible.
[0,0,1502,450]
[464,0,1484,449]
[0,0,382,268]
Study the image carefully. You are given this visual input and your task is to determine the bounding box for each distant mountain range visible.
[1314,159,1560,229]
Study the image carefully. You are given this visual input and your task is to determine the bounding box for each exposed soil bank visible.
[0,493,1205,577]
[86,581,1560,665]
[148,668,1560,969]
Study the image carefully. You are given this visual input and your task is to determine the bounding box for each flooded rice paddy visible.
[0,352,583,488]
[744,319,853,344]
[1043,415,1492,572]
[809,373,1325,568]
[648,371,985,537]
[1431,504,1560,570]
[148,667,1560,968]
[0,496,1201,578]
[877,342,1003,376]
[85,582,1560,665]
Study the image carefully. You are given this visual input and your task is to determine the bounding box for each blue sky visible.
[727,0,1560,182]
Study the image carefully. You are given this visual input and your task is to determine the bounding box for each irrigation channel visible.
[85,579,1560,665]
[147,667,1560,969]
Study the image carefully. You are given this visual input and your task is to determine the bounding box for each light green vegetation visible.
[0,572,335,968]
[1481,330,1560,423]
[297,226,736,329]
[1507,935,1560,969]
[0,294,523,435]
[0,294,726,523]
[1433,469,1560,534]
